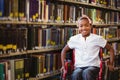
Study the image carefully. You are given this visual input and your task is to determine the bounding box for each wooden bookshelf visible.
[0,21,27,24]
[0,47,62,58]
[1,21,120,27]
[0,37,119,58]
[0,0,120,80]
[29,71,60,80]
[58,0,120,11]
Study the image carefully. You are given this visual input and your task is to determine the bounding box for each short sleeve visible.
[67,37,75,49]
[98,36,107,48]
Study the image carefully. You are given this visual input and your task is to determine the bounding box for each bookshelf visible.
[0,0,120,80]
[56,0,120,11]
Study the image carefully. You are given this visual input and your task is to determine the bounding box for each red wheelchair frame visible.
[61,48,105,80]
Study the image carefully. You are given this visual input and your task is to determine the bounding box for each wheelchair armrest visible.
[65,60,74,74]
[61,59,74,80]
[98,60,104,80]
[98,59,110,80]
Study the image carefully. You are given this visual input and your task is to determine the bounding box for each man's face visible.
[78,18,92,37]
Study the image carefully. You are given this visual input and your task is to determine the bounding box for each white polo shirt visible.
[67,33,107,68]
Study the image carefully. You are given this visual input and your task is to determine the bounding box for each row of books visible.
[0,52,61,80]
[30,52,61,78]
[0,26,27,54]
[0,25,120,54]
[0,58,30,80]
[0,25,79,54]
[0,0,120,24]
[27,26,79,50]
[64,0,120,8]
[92,27,119,39]
[53,3,120,24]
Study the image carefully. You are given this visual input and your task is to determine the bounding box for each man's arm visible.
[105,42,115,71]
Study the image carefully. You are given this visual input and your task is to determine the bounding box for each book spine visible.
[29,0,38,21]
[0,63,5,80]
[14,59,24,80]
[18,0,26,20]
[24,58,31,79]
[0,0,4,17]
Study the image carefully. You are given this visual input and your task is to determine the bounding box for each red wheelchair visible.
[60,48,108,80]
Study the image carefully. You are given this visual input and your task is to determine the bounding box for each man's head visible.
[77,15,92,38]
